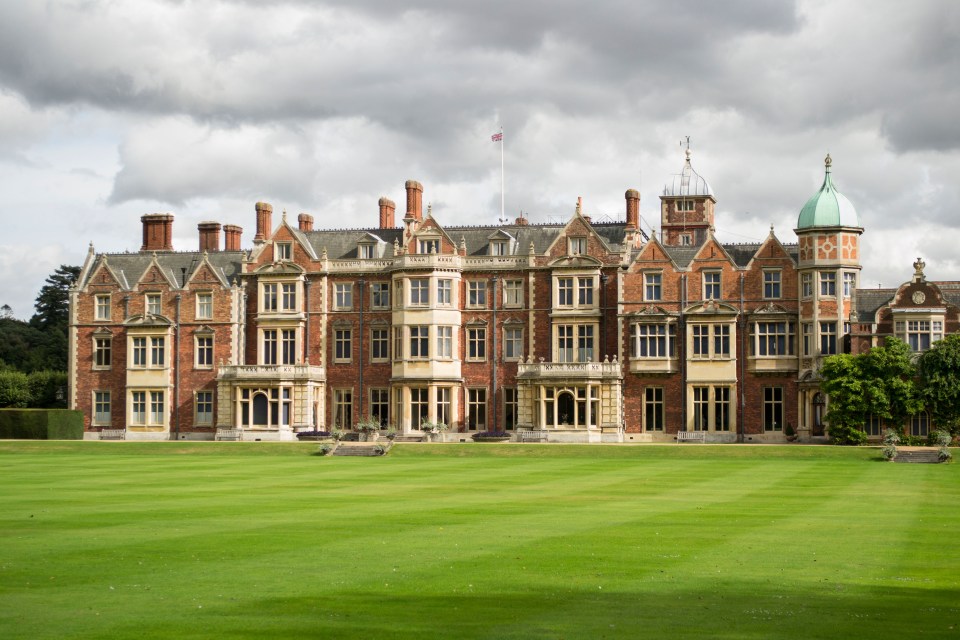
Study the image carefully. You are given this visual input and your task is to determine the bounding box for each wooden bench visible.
[518,430,548,443]
[215,428,243,441]
[676,431,706,444]
[100,428,126,440]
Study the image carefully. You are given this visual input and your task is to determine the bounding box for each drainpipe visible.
[680,274,687,432]
[174,293,182,441]
[600,272,608,358]
[739,273,745,443]
[358,279,365,421]
[491,276,498,432]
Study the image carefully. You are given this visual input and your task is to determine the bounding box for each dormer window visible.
[275,242,292,261]
[419,238,440,254]
[680,234,692,246]
[490,241,508,256]
[568,237,587,255]
[896,319,943,352]
[359,244,376,259]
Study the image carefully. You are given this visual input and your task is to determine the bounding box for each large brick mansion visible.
[69,151,955,441]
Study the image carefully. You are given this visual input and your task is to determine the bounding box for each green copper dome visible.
[797,154,861,229]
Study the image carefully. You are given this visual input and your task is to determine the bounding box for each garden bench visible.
[676,431,706,443]
[215,428,243,441]
[518,430,548,443]
[100,428,126,440]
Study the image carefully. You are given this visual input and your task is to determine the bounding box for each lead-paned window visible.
[763,271,781,299]
[703,272,721,300]
[371,282,390,309]
[467,327,486,361]
[504,280,523,307]
[371,328,389,362]
[335,283,353,310]
[436,279,452,306]
[632,324,675,358]
[95,294,111,321]
[94,337,112,368]
[437,326,453,359]
[195,391,213,425]
[577,277,594,306]
[410,278,429,306]
[196,292,213,319]
[763,387,783,431]
[820,272,836,296]
[467,388,487,430]
[644,387,664,431]
[820,321,837,355]
[410,326,429,359]
[504,327,523,361]
[94,391,111,425]
[335,329,352,362]
[196,335,213,367]
[645,273,662,301]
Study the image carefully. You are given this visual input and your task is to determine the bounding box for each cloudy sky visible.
[1,0,959,318]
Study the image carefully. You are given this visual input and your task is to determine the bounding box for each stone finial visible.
[528,240,536,255]
[427,203,433,218]
[914,256,925,275]
[321,247,328,260]
[825,153,832,171]
[769,224,775,238]
[576,196,582,216]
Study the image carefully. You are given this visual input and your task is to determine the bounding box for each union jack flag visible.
[491,132,503,142]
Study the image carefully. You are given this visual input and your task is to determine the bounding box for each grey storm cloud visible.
[1,0,960,318]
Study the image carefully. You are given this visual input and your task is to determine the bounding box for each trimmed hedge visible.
[0,409,84,440]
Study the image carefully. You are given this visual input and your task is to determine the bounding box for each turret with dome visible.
[796,154,861,230]
[659,146,717,246]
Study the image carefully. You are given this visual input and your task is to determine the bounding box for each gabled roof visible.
[80,251,244,291]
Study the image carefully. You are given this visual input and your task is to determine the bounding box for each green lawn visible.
[0,442,957,639]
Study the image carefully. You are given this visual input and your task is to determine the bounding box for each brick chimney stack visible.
[379,197,396,228]
[223,225,243,251]
[404,180,423,221]
[198,221,221,252]
[625,189,640,229]
[298,213,314,232]
[140,213,174,252]
[514,215,529,226]
[254,202,273,244]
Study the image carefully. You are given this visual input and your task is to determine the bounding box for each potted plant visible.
[356,418,381,442]
[386,427,399,441]
[421,421,448,441]
[784,423,797,442]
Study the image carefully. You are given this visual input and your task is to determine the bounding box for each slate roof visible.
[662,242,799,269]
[301,221,631,260]
[82,251,245,290]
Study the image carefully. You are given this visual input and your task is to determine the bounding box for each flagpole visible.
[500,125,505,223]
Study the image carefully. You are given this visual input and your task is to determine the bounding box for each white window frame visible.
[820,272,836,297]
[332,389,353,430]
[437,279,452,306]
[702,271,721,300]
[334,328,352,363]
[554,323,596,363]
[95,294,111,321]
[504,327,523,361]
[503,280,523,307]
[644,272,662,302]
[371,328,389,362]
[409,326,429,360]
[568,237,587,255]
[93,390,111,426]
[334,283,353,310]
[418,238,440,254]
[895,319,944,353]
[275,241,292,261]
[763,386,784,431]
[195,390,214,425]
[371,282,389,309]
[466,388,487,430]
[819,321,837,355]
[410,278,430,307]
[261,283,278,312]
[93,336,112,370]
[843,272,857,298]
[801,273,813,298]
[489,240,508,256]
[467,281,487,308]
[437,326,453,359]
[196,292,213,320]
[754,322,794,357]
[145,293,162,316]
[763,270,781,299]
[359,244,376,260]
[195,334,214,368]
[644,387,664,432]
[690,323,732,360]
[467,327,486,361]
[632,323,676,358]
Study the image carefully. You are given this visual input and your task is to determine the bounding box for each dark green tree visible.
[819,337,922,444]
[31,265,80,331]
[917,334,960,436]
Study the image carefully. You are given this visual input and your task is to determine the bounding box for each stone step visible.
[393,435,426,443]
[332,445,385,457]
[894,448,942,463]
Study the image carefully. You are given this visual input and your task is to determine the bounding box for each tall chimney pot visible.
[298,213,314,232]
[254,202,273,244]
[140,213,174,252]
[625,189,640,229]
[379,197,396,228]
[223,225,243,251]
[198,221,221,252]
[404,180,423,221]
